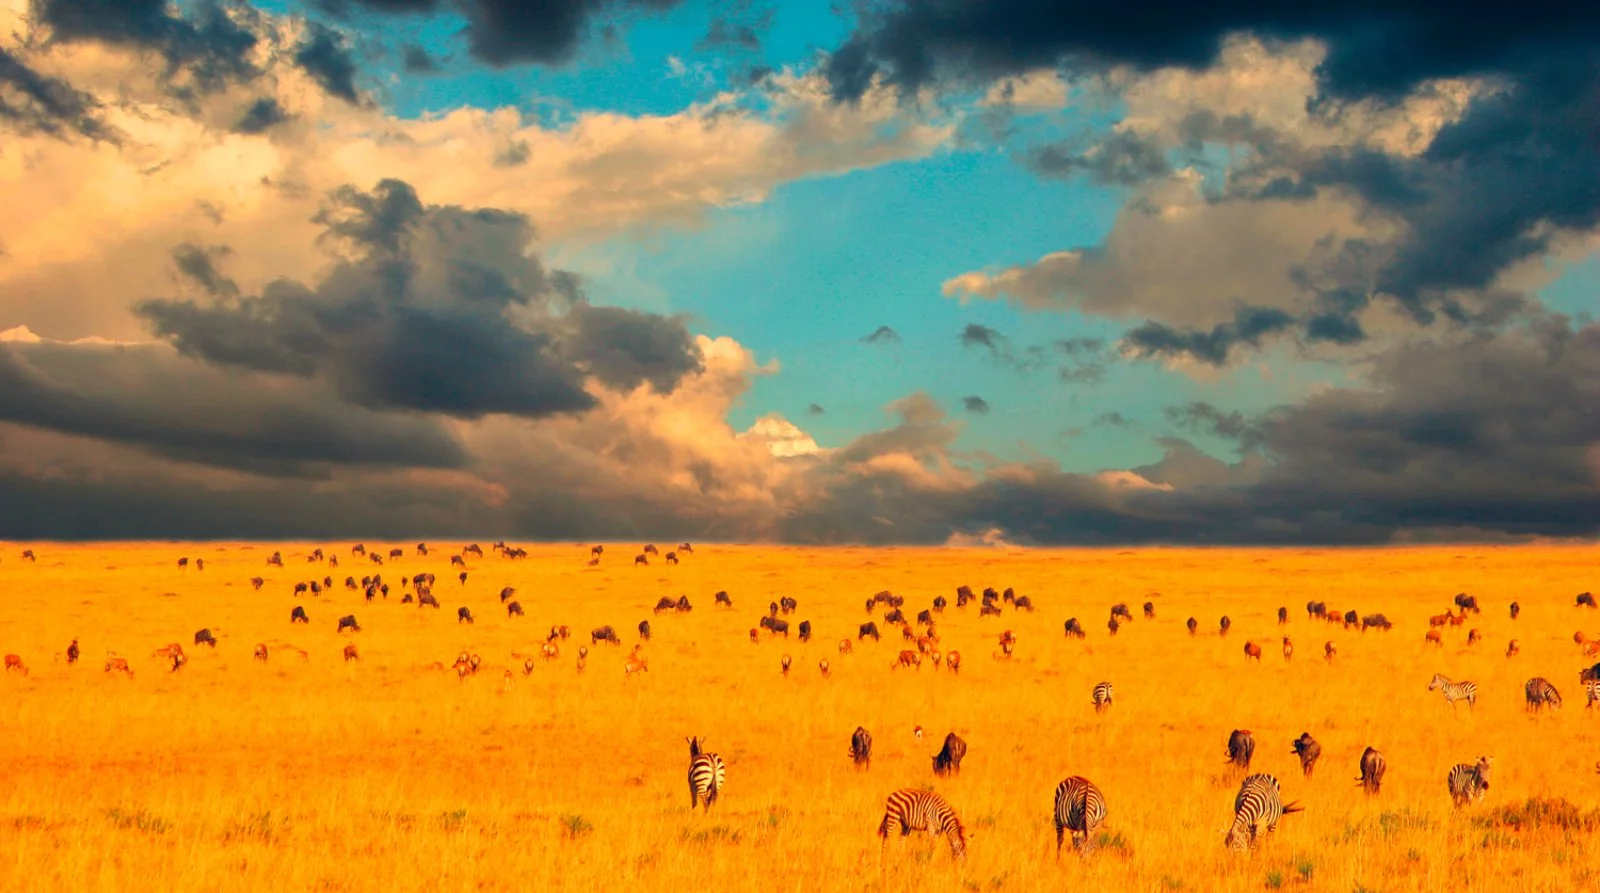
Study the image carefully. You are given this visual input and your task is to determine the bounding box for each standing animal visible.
[1357,747,1386,794]
[932,732,967,776]
[715,591,733,607]
[291,606,311,627]
[1226,729,1255,771]
[343,644,359,662]
[1447,757,1492,808]
[1143,601,1156,619]
[1428,673,1478,708]
[1244,641,1262,661]
[1186,617,1198,635]
[1524,677,1561,711]
[251,577,265,591]
[1282,637,1294,661]
[945,651,961,674]
[337,615,361,633]
[781,655,792,676]
[1219,616,1231,636]
[1110,603,1133,623]
[634,554,648,566]
[4,654,27,675]
[1091,681,1113,713]
[797,620,812,642]
[253,644,269,662]
[877,789,967,861]
[1509,601,1520,620]
[592,625,621,645]
[194,629,217,648]
[66,639,79,664]
[638,620,651,641]
[499,587,516,603]
[1064,618,1086,639]
[507,601,524,617]
[838,639,853,654]
[1224,774,1301,852]
[1578,592,1597,608]
[624,655,649,677]
[859,622,880,641]
[850,726,873,768]
[1505,639,1518,657]
[893,650,921,670]
[686,737,725,811]
[457,607,474,624]
[1053,776,1107,855]
[1425,629,1443,646]
[178,557,188,570]
[1277,606,1288,625]
[1291,733,1321,777]
[1455,593,1481,613]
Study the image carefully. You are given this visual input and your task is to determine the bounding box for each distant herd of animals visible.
[5,542,1600,858]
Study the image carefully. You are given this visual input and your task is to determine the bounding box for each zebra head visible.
[1427,673,1449,691]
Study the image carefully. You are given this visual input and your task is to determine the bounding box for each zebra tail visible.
[1281,800,1305,814]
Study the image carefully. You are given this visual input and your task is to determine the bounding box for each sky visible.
[0,0,1596,543]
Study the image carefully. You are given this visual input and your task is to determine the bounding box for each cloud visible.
[233,96,289,133]
[1120,306,1295,366]
[0,46,113,140]
[294,22,363,105]
[958,323,1111,381]
[400,43,442,73]
[170,243,239,297]
[135,179,702,420]
[861,324,901,344]
[806,402,825,415]
[31,0,261,96]
[961,395,989,414]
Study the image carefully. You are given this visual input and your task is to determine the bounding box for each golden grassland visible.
[2,541,1600,893]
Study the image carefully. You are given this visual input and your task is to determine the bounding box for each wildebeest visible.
[715,591,733,607]
[178,557,189,570]
[1107,618,1119,636]
[1343,609,1360,628]
[1291,733,1321,777]
[388,548,403,559]
[1110,603,1133,623]
[1219,616,1232,636]
[463,544,483,558]
[294,582,309,597]
[1509,601,1520,619]
[654,597,678,613]
[1579,592,1597,608]
[309,581,322,595]
[1361,614,1392,631]
[665,552,679,565]
[798,620,812,642]
[1014,596,1034,612]
[337,615,361,633]
[499,587,516,603]
[851,726,872,768]
[1244,641,1262,661]
[916,609,933,625]
[1143,601,1156,619]
[417,543,429,556]
[266,552,282,567]
[1506,639,1519,658]
[859,622,881,641]
[643,544,659,556]
[592,625,621,645]
[980,604,1003,618]
[4,654,27,675]
[457,607,474,625]
[1277,606,1289,625]
[955,585,973,607]
[1187,617,1198,635]
[639,620,651,640]
[766,617,790,637]
[679,543,693,555]
[1226,729,1255,771]
[677,595,693,612]
[251,576,265,591]
[343,644,359,662]
[932,595,947,612]
[932,732,967,777]
[194,629,217,648]
[1063,618,1085,639]
[1455,593,1481,614]
[884,607,906,624]
[1358,747,1386,794]
[22,549,36,562]
[419,592,440,609]
[290,605,309,625]
[1306,601,1326,618]
[507,601,524,617]
[457,572,468,586]
[634,554,649,567]
[66,639,79,664]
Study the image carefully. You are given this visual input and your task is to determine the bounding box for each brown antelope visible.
[1429,612,1451,627]
[541,642,560,660]
[1506,640,1520,658]
[1282,637,1293,661]
[104,656,133,676]
[153,643,185,661]
[343,644,359,662]
[893,650,921,670]
[1425,629,1443,646]
[1324,642,1337,662]
[819,659,830,678]
[1467,629,1482,646]
[523,658,536,676]
[4,654,27,675]
[839,639,854,654]
[625,655,649,677]
[930,650,942,669]
[253,644,269,662]
[1244,641,1262,661]
[945,651,962,674]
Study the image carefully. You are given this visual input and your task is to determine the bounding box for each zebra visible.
[1357,747,1386,794]
[1447,756,1492,808]
[1428,673,1477,708]
[850,726,872,768]
[1053,776,1107,855]
[878,788,968,861]
[1225,774,1301,852]
[1092,681,1113,714]
[686,737,725,811]
[1524,677,1561,711]
[1585,679,1600,708]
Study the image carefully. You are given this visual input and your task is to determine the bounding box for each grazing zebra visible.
[1092,681,1113,714]
[1226,729,1255,771]
[1524,677,1561,711]
[1584,679,1600,708]
[687,737,725,811]
[878,788,967,861]
[1447,756,1492,808]
[1225,774,1301,852]
[1291,733,1321,777]
[850,726,872,768]
[1428,673,1478,708]
[1357,747,1386,794]
[933,732,967,776]
[1053,776,1107,855]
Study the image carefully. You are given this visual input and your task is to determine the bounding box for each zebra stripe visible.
[1225,774,1300,852]
[1447,757,1491,808]
[1053,776,1107,855]
[1091,682,1114,714]
[1524,677,1561,711]
[878,788,967,860]
[687,738,726,811]
[1585,679,1600,708]
[1428,673,1477,708]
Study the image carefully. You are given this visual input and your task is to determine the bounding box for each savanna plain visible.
[2,542,1599,893]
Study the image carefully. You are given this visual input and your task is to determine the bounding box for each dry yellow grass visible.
[2,542,1600,892]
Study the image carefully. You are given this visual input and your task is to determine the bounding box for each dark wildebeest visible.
[665,552,678,565]
[917,609,933,625]
[955,585,973,607]
[338,615,361,633]
[591,544,604,558]
[458,572,468,586]
[932,732,967,777]
[643,544,659,556]
[798,620,812,642]
[676,595,693,612]
[781,596,798,615]
[655,597,678,613]
[464,544,483,558]
[1110,603,1133,623]
[765,617,791,637]
[451,555,465,568]
[1358,747,1386,794]
[370,554,384,566]
[1361,614,1392,631]
[1107,618,1120,636]
[507,601,524,617]
[1014,596,1034,612]
[1143,601,1156,619]
[343,644,359,662]
[1243,641,1262,661]
[980,604,1003,618]
[639,620,652,641]
[1278,606,1289,625]
[1002,587,1016,603]
[932,596,947,612]
[389,548,403,559]
[249,576,265,592]
[294,582,309,597]
[417,543,429,556]
[309,581,322,595]
[457,607,474,625]
[592,625,621,645]
[1292,733,1321,777]
[500,587,516,603]
[194,628,217,648]
[850,726,872,768]
[352,544,366,556]
[1455,593,1481,614]
[634,554,649,567]
[178,557,189,570]
[66,639,79,664]
[1226,729,1255,771]
[290,605,309,624]
[859,622,881,641]
[1578,592,1597,608]
[1063,618,1085,639]
[22,549,36,562]
[715,591,733,607]
[419,592,440,609]
[1509,601,1520,620]
[679,543,694,555]
[267,552,282,567]
[1219,616,1232,636]
[195,559,204,571]
[885,608,906,625]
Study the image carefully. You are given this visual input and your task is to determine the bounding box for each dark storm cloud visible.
[961,395,990,414]
[333,0,686,67]
[1122,306,1295,366]
[959,325,1111,382]
[401,43,443,73]
[233,96,289,134]
[1031,130,1172,186]
[0,339,468,474]
[696,0,773,52]
[295,22,364,104]
[135,179,701,420]
[1164,401,1259,445]
[861,325,901,344]
[32,0,260,94]
[171,243,239,297]
[0,47,114,140]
